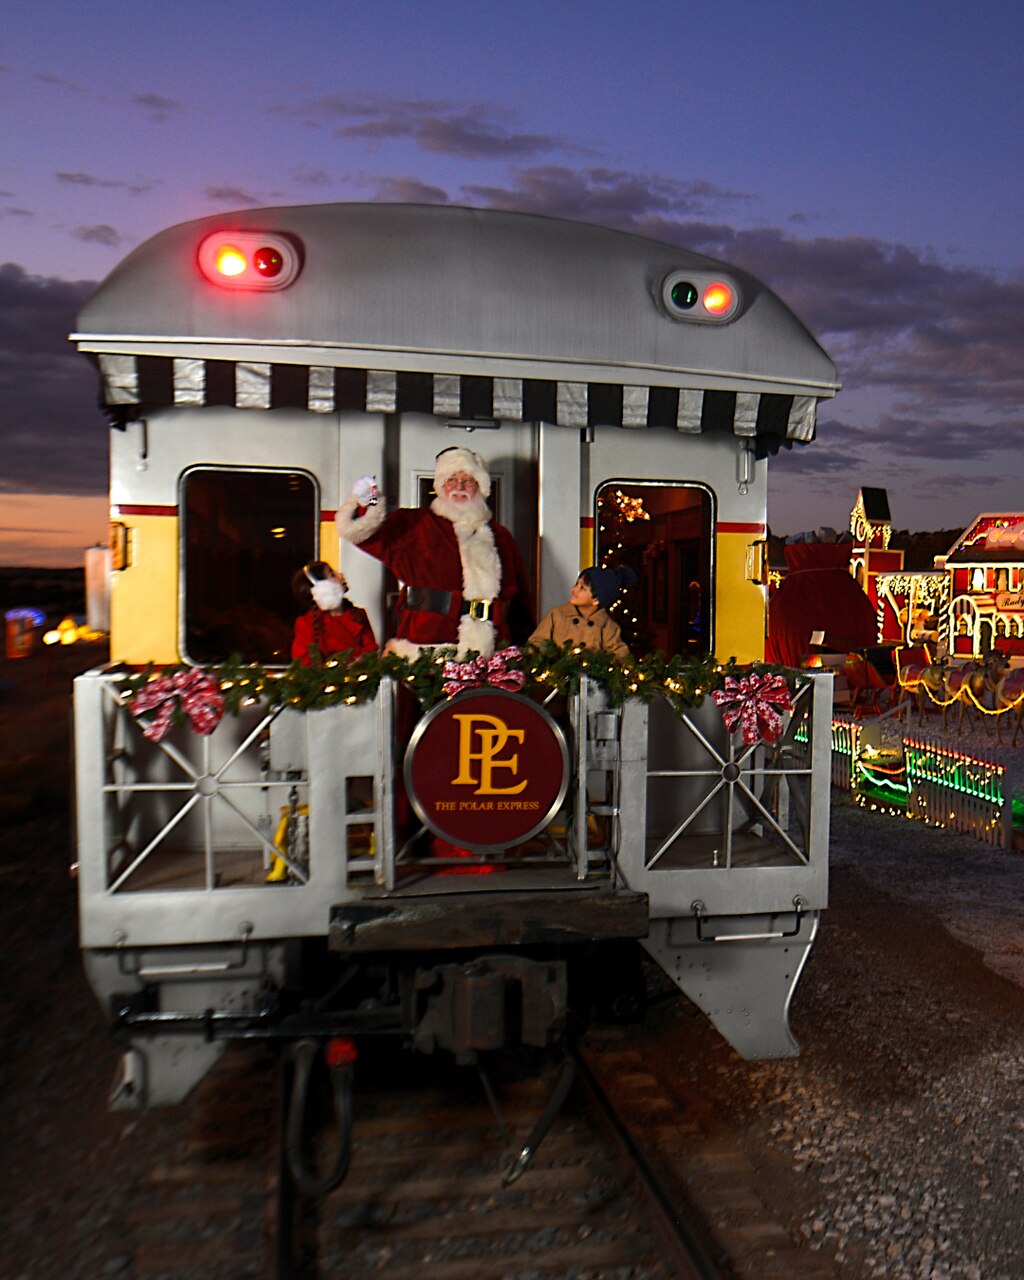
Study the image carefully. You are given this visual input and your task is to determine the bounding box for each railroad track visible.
[108,1021,841,1280]
[576,1028,840,1280]
[277,1043,705,1279]
[122,1049,278,1280]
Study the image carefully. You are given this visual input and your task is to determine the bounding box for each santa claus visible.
[336,446,534,660]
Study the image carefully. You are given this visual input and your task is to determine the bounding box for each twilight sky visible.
[2,0,1022,565]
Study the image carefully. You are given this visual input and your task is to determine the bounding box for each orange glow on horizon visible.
[0,493,110,568]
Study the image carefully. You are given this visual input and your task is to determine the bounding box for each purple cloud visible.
[56,171,153,197]
[0,264,106,495]
[364,175,450,204]
[35,72,85,92]
[72,224,124,247]
[204,185,264,206]
[281,92,576,161]
[463,165,751,222]
[130,93,184,122]
[290,165,333,188]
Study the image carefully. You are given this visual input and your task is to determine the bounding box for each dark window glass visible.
[182,468,317,664]
[594,482,713,657]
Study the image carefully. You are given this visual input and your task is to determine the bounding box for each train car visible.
[70,204,838,1166]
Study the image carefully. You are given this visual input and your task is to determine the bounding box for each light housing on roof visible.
[661,269,741,323]
[197,231,303,290]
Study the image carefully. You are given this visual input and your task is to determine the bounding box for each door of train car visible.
[572,360,832,1049]
[588,423,766,665]
[336,412,541,639]
[589,422,828,939]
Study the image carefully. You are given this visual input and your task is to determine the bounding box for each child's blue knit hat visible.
[580,565,637,610]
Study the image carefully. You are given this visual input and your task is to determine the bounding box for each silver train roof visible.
[73,203,839,448]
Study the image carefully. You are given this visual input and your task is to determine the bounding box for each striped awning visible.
[96,354,818,448]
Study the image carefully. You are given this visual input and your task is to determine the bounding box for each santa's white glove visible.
[351,475,379,506]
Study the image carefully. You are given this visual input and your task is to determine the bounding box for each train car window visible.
[182,468,318,665]
[594,482,713,656]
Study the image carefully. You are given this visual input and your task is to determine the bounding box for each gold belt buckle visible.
[467,598,492,621]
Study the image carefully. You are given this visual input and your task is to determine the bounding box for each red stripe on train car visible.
[580,517,595,528]
[717,522,765,534]
[111,504,178,517]
[112,505,338,520]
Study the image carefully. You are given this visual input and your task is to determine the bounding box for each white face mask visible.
[311,579,345,611]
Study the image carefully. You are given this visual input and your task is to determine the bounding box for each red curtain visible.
[765,543,877,668]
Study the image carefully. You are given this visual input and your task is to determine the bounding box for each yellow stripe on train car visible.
[110,514,180,665]
[715,531,767,665]
[109,514,337,667]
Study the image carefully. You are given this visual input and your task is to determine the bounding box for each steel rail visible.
[571,1043,727,1280]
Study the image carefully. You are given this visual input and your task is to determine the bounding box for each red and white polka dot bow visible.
[129,669,226,742]
[442,646,526,698]
[711,672,792,746]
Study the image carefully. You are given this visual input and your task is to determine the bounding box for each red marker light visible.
[214,246,247,277]
[198,231,303,290]
[702,282,734,315]
[254,246,284,278]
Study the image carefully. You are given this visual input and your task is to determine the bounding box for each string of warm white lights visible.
[119,642,744,720]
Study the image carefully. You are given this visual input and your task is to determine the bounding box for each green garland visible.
[121,643,785,720]
[517,643,725,715]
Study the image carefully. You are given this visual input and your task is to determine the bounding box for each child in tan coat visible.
[529,565,635,659]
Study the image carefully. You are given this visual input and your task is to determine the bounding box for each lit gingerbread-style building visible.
[874,514,1024,663]
[849,487,904,611]
[944,514,1024,659]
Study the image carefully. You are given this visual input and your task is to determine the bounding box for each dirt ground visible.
[0,642,162,1280]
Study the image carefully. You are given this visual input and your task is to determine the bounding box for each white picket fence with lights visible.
[830,719,1015,849]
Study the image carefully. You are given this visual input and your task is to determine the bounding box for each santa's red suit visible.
[337,448,533,659]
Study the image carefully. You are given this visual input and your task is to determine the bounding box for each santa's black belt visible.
[403,587,501,624]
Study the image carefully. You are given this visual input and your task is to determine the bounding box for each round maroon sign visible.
[404,688,569,851]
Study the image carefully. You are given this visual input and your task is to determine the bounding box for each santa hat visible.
[434,446,491,499]
[581,565,637,611]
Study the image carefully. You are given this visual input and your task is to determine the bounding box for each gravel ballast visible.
[643,795,1024,1280]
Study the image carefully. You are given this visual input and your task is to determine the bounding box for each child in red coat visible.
[291,561,376,665]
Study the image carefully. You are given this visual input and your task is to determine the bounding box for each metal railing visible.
[78,672,302,894]
[616,670,832,918]
[74,668,831,944]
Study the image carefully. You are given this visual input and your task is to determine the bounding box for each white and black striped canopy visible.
[95,352,818,446]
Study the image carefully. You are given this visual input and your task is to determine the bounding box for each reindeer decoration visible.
[957,648,1010,736]
[905,654,958,727]
[984,654,1024,745]
[892,644,1023,739]
[895,647,934,723]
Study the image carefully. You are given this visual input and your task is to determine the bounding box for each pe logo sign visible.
[404,689,569,851]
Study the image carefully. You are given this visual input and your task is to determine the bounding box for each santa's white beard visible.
[430,490,501,659]
[430,491,491,527]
